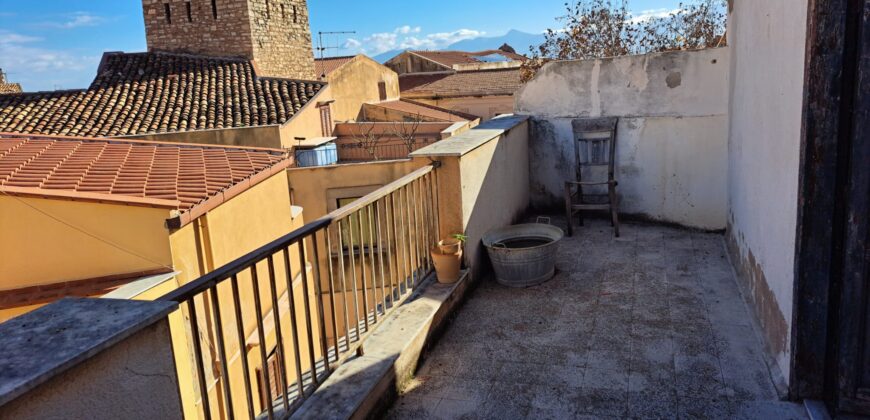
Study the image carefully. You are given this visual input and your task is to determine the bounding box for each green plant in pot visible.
[431,234,466,284]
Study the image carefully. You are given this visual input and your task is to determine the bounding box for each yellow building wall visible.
[414,95,516,121]
[0,196,173,290]
[166,172,330,419]
[326,56,400,122]
[279,85,335,147]
[121,125,285,149]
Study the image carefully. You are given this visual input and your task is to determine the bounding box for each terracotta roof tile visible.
[315,55,356,78]
[0,133,292,219]
[0,52,326,137]
[400,68,523,98]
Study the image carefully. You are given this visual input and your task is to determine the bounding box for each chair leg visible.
[564,183,574,236]
[609,185,620,237]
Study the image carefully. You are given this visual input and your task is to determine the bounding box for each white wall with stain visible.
[725,0,808,384]
[516,48,730,230]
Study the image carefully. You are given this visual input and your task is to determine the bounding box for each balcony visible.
[387,218,804,418]
[0,35,828,419]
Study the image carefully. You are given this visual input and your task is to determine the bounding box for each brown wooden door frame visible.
[791,0,870,413]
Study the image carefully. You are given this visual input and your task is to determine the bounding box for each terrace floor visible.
[386,218,807,419]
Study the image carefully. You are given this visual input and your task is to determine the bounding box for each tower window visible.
[265,0,270,19]
[185,1,192,22]
[281,4,285,19]
[293,5,298,23]
[164,3,171,24]
[211,0,218,19]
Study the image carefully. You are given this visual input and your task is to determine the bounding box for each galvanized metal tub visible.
[482,223,564,287]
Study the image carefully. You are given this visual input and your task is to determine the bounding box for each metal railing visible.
[159,164,439,420]
[293,141,439,168]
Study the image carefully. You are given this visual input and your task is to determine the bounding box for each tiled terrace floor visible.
[387,219,807,419]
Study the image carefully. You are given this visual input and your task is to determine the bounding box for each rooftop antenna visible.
[316,30,356,60]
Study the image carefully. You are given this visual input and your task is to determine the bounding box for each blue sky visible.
[0,0,681,91]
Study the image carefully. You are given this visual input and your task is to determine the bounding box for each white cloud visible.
[395,25,422,35]
[346,27,485,56]
[628,8,680,24]
[0,30,100,90]
[40,12,105,29]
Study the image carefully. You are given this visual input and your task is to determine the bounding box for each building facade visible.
[142,0,316,80]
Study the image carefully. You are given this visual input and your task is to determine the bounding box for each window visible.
[185,1,193,22]
[337,198,374,248]
[293,5,298,23]
[211,0,218,19]
[281,3,286,19]
[378,81,387,101]
[164,3,172,24]
[319,104,332,137]
[265,0,271,19]
[256,349,283,408]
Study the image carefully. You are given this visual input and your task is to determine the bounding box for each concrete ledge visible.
[411,115,528,157]
[0,297,178,407]
[291,270,472,420]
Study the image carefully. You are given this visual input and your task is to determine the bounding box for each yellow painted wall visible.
[165,172,333,419]
[287,159,425,222]
[121,125,284,149]
[414,95,516,121]
[326,56,400,122]
[0,196,173,290]
[279,84,335,147]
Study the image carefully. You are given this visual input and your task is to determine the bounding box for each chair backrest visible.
[571,117,618,181]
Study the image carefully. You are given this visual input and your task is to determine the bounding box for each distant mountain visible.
[446,30,545,55]
[373,49,407,63]
[370,30,546,63]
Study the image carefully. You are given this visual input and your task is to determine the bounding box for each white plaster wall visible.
[516,48,730,229]
[726,0,808,382]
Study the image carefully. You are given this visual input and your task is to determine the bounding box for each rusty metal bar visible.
[356,210,371,331]
[281,248,305,398]
[250,265,274,420]
[231,275,255,419]
[208,285,235,420]
[298,240,319,386]
[335,221,352,351]
[187,297,212,420]
[265,256,290,413]
[324,226,340,362]
[345,217,361,341]
[310,233,331,374]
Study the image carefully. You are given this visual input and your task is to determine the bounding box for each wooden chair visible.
[564,117,620,237]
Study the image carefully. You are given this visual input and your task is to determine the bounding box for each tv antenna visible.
[316,31,356,59]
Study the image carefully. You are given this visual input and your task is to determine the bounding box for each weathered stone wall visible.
[142,0,315,80]
[248,0,316,80]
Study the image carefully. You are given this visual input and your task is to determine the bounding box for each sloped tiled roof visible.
[370,99,478,122]
[0,83,21,94]
[411,50,526,67]
[315,55,356,78]
[0,133,292,226]
[400,68,523,98]
[0,51,326,137]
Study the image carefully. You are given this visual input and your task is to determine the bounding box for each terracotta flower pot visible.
[437,237,462,254]
[431,246,462,284]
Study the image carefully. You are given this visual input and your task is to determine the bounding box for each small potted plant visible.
[431,234,466,284]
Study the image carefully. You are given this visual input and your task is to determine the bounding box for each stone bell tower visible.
[141,0,316,80]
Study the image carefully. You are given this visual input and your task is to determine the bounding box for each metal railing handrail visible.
[326,165,433,221]
[157,162,439,420]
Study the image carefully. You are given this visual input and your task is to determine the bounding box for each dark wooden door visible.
[834,0,870,413]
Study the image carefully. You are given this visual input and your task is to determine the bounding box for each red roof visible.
[0,133,291,226]
[411,50,526,67]
[315,55,356,78]
[400,68,523,98]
